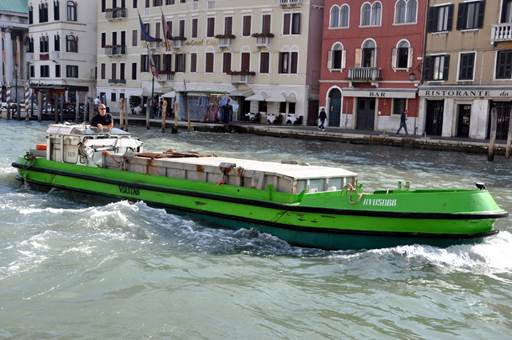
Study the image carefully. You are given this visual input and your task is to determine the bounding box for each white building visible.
[28,0,97,114]
[97,0,324,125]
[0,0,29,105]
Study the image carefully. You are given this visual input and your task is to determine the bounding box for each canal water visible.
[1,120,511,339]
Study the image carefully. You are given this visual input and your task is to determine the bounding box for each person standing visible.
[318,107,327,131]
[396,110,408,135]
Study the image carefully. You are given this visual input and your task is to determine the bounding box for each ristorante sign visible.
[419,88,512,98]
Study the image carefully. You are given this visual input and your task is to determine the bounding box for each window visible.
[262,14,271,34]
[132,30,137,46]
[166,21,172,39]
[242,16,251,36]
[393,40,411,69]
[361,2,381,26]
[283,13,301,35]
[190,53,197,72]
[26,37,34,52]
[361,39,376,67]
[458,52,475,80]
[66,35,78,52]
[207,17,215,37]
[101,63,106,79]
[101,0,106,12]
[55,64,61,77]
[260,52,269,73]
[241,52,250,72]
[393,99,407,115]
[39,36,49,53]
[133,0,138,8]
[502,0,512,23]
[179,20,185,37]
[224,16,233,35]
[54,1,60,20]
[67,1,77,21]
[175,53,186,72]
[496,50,512,79]
[279,51,298,74]
[192,18,198,38]
[156,22,161,40]
[329,43,344,70]
[101,32,106,48]
[111,63,117,79]
[423,55,450,81]
[29,6,33,24]
[111,93,117,102]
[66,65,79,78]
[395,0,417,24]
[456,1,485,30]
[205,52,214,72]
[30,65,35,78]
[54,35,60,51]
[131,62,137,80]
[340,5,349,27]
[428,5,454,32]
[39,3,49,23]
[222,52,231,73]
[141,55,149,72]
[40,65,50,77]
[330,6,340,28]
[120,63,126,80]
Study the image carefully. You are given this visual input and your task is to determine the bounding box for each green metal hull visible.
[13,158,507,250]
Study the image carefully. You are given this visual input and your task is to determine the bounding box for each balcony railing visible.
[39,53,49,61]
[347,67,381,82]
[105,45,127,57]
[253,33,274,48]
[279,0,303,7]
[171,36,186,49]
[157,71,175,82]
[108,79,127,84]
[105,7,128,20]
[491,23,512,43]
[215,34,235,48]
[230,71,256,84]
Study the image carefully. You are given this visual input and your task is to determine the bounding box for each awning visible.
[266,93,286,102]
[342,88,417,99]
[230,88,254,97]
[245,92,267,101]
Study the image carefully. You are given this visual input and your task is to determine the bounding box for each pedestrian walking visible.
[396,110,408,135]
[318,107,327,131]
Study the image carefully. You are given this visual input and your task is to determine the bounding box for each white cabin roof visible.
[159,156,357,180]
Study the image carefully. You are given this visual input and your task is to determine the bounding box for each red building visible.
[319,0,426,133]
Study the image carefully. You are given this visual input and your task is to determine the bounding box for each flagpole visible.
[148,74,154,130]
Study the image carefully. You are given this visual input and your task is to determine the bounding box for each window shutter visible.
[423,56,432,81]
[355,48,362,67]
[477,0,485,28]
[291,52,298,73]
[283,14,290,35]
[447,4,454,31]
[408,48,413,69]
[456,3,466,30]
[391,48,397,70]
[327,50,333,71]
[427,7,436,32]
[443,55,450,80]
[341,49,346,69]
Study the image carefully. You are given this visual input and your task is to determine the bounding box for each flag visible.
[161,8,170,50]
[138,12,160,43]
[147,46,159,80]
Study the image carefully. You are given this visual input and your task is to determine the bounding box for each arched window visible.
[406,0,417,23]
[340,4,350,27]
[361,3,371,26]
[395,0,406,23]
[362,39,376,67]
[330,5,340,28]
[394,40,411,69]
[371,2,382,26]
[329,43,344,70]
[66,1,77,21]
[66,35,78,52]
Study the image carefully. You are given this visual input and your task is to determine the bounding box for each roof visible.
[0,0,28,14]
[160,157,358,180]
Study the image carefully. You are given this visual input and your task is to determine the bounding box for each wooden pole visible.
[506,111,512,159]
[87,96,94,124]
[119,97,125,130]
[37,91,42,121]
[488,107,497,162]
[161,99,167,132]
[173,98,179,133]
[75,92,80,123]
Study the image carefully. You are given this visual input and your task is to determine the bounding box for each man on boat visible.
[90,103,113,129]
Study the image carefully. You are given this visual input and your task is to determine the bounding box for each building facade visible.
[0,0,29,105]
[419,0,512,140]
[319,0,426,132]
[28,0,97,113]
[96,0,324,125]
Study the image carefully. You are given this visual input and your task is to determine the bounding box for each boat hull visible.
[13,159,505,250]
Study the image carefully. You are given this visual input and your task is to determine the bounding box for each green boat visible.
[12,124,507,250]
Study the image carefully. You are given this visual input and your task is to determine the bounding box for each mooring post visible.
[506,111,512,159]
[161,99,167,133]
[488,107,498,162]
[37,91,42,121]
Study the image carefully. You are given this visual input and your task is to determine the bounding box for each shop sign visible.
[419,88,512,98]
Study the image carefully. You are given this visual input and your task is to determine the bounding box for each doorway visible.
[457,104,471,138]
[356,98,375,131]
[425,100,444,136]
[328,89,341,127]
[488,101,512,140]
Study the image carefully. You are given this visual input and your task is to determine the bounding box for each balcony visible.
[347,67,381,82]
[105,45,127,57]
[491,23,512,44]
[252,33,274,48]
[279,0,303,7]
[171,36,186,49]
[39,53,49,61]
[105,7,128,20]
[215,34,235,49]
[157,71,175,82]
[230,71,256,84]
[108,79,127,85]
